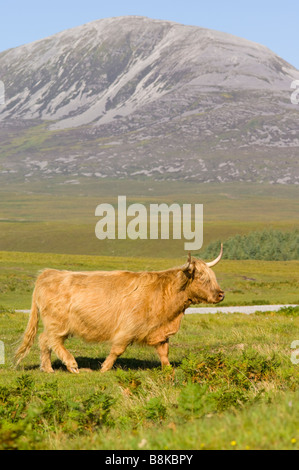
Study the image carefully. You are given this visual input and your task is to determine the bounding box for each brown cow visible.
[15,245,224,373]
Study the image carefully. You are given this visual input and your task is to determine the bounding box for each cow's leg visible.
[101,343,128,372]
[39,331,54,373]
[155,340,170,367]
[147,314,184,369]
[49,334,79,374]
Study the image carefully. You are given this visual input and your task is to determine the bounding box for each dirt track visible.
[185,305,298,314]
[16,305,297,315]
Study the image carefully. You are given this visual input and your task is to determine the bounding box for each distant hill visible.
[0,16,299,187]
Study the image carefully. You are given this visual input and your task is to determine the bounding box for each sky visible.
[0,0,298,69]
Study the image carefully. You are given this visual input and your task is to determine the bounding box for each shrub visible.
[179,351,280,389]
[0,374,116,447]
[277,306,299,317]
[144,397,167,422]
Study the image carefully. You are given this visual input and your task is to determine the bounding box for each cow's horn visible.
[206,243,223,267]
[182,252,192,271]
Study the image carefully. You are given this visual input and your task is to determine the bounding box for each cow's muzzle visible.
[218,290,225,302]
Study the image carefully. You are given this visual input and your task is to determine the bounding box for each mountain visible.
[0,15,298,186]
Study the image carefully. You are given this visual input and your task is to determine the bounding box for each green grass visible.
[0,309,298,450]
[0,251,298,309]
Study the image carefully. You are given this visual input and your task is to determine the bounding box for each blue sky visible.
[0,0,298,68]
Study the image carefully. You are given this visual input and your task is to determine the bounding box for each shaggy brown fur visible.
[15,256,224,373]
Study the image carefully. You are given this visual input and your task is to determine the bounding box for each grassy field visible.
[0,253,298,450]
[0,178,298,451]
[0,307,298,450]
[0,251,298,310]
[0,182,298,257]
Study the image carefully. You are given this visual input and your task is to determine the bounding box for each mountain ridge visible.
[0,16,298,185]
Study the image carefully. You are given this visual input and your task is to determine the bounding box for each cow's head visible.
[182,244,224,304]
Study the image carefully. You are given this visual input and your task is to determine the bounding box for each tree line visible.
[199,230,299,261]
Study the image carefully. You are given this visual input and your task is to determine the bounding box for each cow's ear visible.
[182,253,195,276]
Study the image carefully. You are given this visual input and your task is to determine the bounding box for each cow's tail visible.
[15,290,39,366]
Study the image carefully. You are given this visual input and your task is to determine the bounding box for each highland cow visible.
[15,245,224,373]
